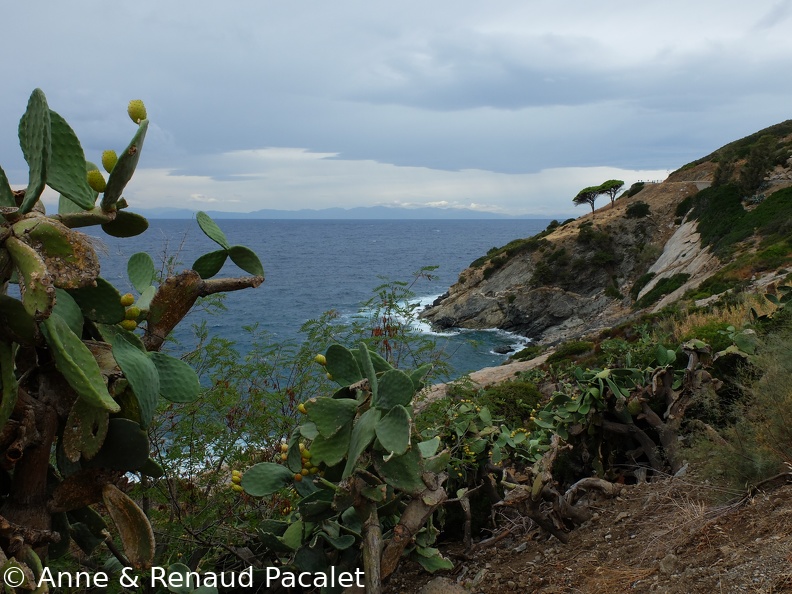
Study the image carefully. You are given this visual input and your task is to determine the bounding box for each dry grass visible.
[664,293,775,345]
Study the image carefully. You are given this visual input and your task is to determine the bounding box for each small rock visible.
[659,553,679,576]
[418,577,468,594]
[513,542,528,553]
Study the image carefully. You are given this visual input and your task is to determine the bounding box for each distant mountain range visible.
[133,206,553,220]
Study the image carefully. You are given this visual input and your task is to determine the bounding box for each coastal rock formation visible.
[421,180,703,343]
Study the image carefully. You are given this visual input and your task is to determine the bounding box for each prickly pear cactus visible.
[0,89,264,588]
[241,342,449,589]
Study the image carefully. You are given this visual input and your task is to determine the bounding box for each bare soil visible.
[385,475,792,593]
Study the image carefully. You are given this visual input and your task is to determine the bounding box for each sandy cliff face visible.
[421,180,705,343]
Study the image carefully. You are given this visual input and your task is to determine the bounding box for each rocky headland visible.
[421,124,792,346]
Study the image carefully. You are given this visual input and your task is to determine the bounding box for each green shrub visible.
[531,260,555,286]
[630,272,656,300]
[685,273,743,300]
[686,326,792,493]
[635,273,690,309]
[591,250,619,266]
[576,223,612,249]
[510,344,544,361]
[690,184,792,257]
[679,320,734,353]
[475,380,544,427]
[625,201,651,218]
[675,195,694,218]
[546,340,595,365]
[625,182,646,197]
[755,241,792,271]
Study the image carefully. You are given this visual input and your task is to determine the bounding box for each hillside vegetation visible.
[403,121,792,592]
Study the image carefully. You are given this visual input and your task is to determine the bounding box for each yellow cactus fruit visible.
[87,169,107,193]
[230,484,244,493]
[120,293,135,307]
[297,403,307,414]
[300,468,309,476]
[102,149,118,173]
[127,99,147,123]
[231,469,242,477]
[124,306,141,321]
[280,443,289,453]
[119,319,138,331]
[309,467,319,475]
[314,354,327,366]
[293,473,303,482]
[280,453,288,461]
[326,373,334,381]
[231,474,242,485]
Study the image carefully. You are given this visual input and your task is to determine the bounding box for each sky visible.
[2,1,791,217]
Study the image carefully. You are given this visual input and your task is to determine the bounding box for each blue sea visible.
[96,219,550,378]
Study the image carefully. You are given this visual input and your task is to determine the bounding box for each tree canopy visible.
[572,179,625,214]
[573,186,600,213]
[599,179,625,207]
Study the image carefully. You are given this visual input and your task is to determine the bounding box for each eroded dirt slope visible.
[385,477,792,593]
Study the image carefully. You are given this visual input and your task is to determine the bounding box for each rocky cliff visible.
[421,121,792,344]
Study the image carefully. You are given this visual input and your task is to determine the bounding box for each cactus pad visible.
[40,314,120,413]
[127,252,156,293]
[241,462,295,497]
[0,295,37,345]
[196,211,230,249]
[305,397,359,438]
[342,407,381,479]
[102,119,148,210]
[68,277,126,324]
[356,342,378,399]
[102,483,155,569]
[228,245,264,277]
[17,89,51,214]
[52,288,84,337]
[325,344,363,386]
[192,249,227,279]
[307,422,353,467]
[5,236,55,320]
[101,210,149,238]
[86,418,150,471]
[375,369,415,410]
[62,398,109,462]
[12,217,100,289]
[375,405,411,455]
[47,110,95,210]
[374,443,425,495]
[0,164,17,208]
[149,352,200,403]
[106,331,159,427]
